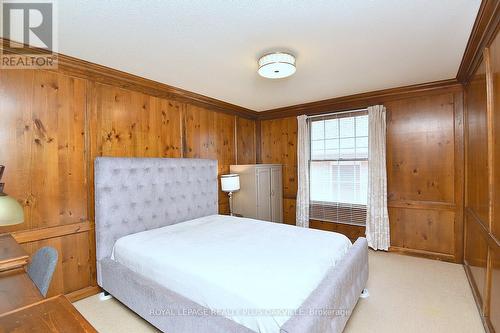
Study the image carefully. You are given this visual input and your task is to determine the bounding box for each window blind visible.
[309,110,368,226]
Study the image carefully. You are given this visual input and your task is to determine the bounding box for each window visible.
[309,111,368,225]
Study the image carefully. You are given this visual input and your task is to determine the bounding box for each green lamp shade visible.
[0,195,24,226]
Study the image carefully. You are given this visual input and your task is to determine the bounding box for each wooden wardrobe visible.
[230,164,283,223]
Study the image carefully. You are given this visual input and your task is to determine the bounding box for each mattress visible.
[111,215,352,333]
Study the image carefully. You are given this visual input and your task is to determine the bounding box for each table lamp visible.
[221,174,240,216]
[0,165,24,226]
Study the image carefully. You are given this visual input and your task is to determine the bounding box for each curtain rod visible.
[306,108,367,120]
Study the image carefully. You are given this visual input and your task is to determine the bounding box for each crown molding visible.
[456,0,500,84]
[256,79,462,120]
[0,40,462,121]
[1,0,493,124]
[0,38,259,119]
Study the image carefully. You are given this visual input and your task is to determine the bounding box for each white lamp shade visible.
[221,174,240,192]
[0,195,24,226]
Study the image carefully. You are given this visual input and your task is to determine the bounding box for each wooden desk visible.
[0,237,97,332]
[0,234,29,272]
[0,295,98,333]
[0,268,43,314]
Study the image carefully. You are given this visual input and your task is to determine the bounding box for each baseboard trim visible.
[66,285,101,303]
[463,263,494,333]
[388,246,456,263]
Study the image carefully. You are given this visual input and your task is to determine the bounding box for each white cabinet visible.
[230,164,283,223]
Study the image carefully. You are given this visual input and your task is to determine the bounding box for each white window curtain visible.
[366,105,390,250]
[296,115,310,228]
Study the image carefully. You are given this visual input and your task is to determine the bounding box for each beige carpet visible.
[74,251,484,333]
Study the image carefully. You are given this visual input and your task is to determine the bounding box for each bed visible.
[95,157,368,333]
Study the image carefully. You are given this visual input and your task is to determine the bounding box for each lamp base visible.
[228,192,234,216]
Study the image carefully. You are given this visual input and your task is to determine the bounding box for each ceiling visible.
[54,1,480,110]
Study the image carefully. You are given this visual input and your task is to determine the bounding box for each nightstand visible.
[0,234,29,272]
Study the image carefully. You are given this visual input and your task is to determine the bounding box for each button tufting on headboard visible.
[94,157,218,283]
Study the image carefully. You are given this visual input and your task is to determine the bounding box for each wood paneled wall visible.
[0,70,92,297]
[260,117,297,225]
[386,91,464,262]
[259,85,465,262]
[464,27,500,333]
[0,7,494,308]
[0,67,256,299]
[236,117,257,165]
[182,104,237,213]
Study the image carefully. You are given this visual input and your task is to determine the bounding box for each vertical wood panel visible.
[464,57,490,317]
[260,117,297,199]
[482,27,500,331]
[91,83,182,159]
[385,92,461,258]
[464,214,489,307]
[261,117,297,225]
[0,70,87,230]
[30,72,87,229]
[490,30,500,241]
[283,198,296,225]
[255,120,262,164]
[183,104,235,214]
[453,90,465,263]
[236,116,256,165]
[491,246,500,332]
[0,69,90,297]
[464,31,500,331]
[0,70,34,233]
[386,94,455,203]
[465,61,489,224]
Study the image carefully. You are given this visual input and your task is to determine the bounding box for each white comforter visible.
[111,214,351,333]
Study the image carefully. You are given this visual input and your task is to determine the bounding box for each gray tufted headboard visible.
[94,157,218,267]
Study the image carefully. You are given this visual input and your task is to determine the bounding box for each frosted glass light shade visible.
[0,195,24,226]
[221,174,240,192]
[258,52,296,79]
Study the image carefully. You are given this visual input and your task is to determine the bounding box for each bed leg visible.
[360,288,370,299]
[99,290,113,301]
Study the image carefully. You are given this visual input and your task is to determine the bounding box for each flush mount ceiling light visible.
[258,52,296,79]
